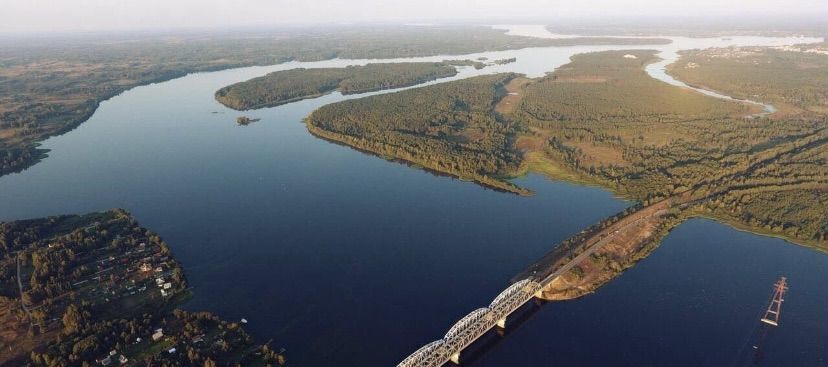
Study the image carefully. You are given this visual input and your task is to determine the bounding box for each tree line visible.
[215,62,459,110]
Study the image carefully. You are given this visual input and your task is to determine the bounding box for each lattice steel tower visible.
[760,277,788,327]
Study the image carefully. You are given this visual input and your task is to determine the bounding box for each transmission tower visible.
[760,277,788,327]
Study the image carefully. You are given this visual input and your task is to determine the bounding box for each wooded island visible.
[215,62,461,110]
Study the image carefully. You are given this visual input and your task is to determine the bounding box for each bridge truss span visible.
[490,279,531,309]
[396,340,445,367]
[395,278,543,367]
[444,308,491,340]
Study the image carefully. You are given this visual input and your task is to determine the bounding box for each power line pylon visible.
[760,277,788,327]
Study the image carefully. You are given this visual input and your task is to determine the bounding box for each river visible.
[497,24,809,115]
[0,26,824,366]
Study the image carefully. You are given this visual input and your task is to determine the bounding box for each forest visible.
[215,62,460,110]
[307,73,530,195]
[0,25,669,178]
[0,210,285,367]
[517,50,754,122]
[513,50,827,246]
[666,46,828,116]
[303,49,827,248]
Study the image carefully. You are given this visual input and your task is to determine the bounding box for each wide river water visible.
[1,26,825,366]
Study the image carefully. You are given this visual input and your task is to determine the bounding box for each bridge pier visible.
[496,317,507,329]
[450,352,461,365]
[394,280,544,367]
[534,289,545,298]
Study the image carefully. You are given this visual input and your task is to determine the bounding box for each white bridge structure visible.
[396,197,664,366]
[396,279,543,367]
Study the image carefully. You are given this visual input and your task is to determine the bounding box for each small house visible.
[152,329,164,341]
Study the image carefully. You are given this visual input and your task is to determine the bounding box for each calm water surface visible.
[0,27,825,366]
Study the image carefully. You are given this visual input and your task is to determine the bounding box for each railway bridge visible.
[395,279,543,367]
[395,199,673,367]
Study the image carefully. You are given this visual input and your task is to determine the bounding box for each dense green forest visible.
[307,73,530,194]
[667,46,828,116]
[518,50,752,122]
[303,49,827,247]
[0,210,285,366]
[215,62,459,110]
[0,26,668,178]
[514,50,827,246]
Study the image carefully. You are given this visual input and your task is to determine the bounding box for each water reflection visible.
[0,27,823,367]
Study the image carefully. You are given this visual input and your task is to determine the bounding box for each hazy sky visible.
[2,0,826,33]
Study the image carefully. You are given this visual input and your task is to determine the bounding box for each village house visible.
[152,328,164,341]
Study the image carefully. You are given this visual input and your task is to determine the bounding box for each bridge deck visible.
[397,199,675,367]
[396,280,541,367]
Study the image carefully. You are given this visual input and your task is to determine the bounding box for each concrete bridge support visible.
[395,280,543,367]
[534,289,545,298]
[496,317,506,329]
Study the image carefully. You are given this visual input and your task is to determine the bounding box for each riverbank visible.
[0,210,286,366]
[306,121,532,196]
[0,26,671,179]
[299,46,826,318]
[215,62,462,110]
[1,26,824,366]
[301,47,825,247]
[665,46,828,118]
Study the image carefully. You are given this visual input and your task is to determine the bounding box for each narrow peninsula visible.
[306,72,530,195]
[299,49,826,299]
[0,26,670,178]
[215,62,463,110]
